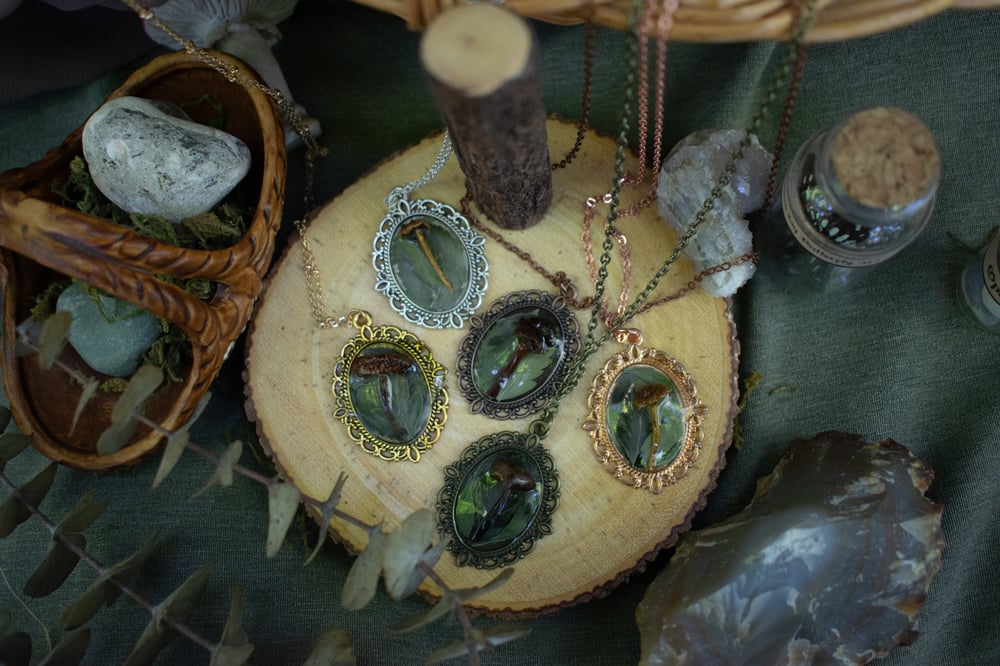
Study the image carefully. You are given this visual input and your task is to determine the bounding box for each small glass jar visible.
[761,107,941,292]
[957,230,1000,334]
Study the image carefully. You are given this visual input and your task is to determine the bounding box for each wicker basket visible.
[0,50,286,470]
[353,0,990,42]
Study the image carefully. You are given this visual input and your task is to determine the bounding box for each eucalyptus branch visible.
[417,561,481,666]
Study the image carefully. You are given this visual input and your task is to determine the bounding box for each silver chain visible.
[386,131,454,208]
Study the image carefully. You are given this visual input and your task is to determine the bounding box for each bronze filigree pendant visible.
[373,198,488,329]
[331,321,448,462]
[456,291,581,420]
[436,431,559,569]
[583,330,706,493]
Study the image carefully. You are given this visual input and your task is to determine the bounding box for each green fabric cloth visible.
[1,1,998,664]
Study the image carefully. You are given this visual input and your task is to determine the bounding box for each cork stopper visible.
[830,107,940,209]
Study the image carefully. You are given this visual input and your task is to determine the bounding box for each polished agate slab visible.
[636,431,945,665]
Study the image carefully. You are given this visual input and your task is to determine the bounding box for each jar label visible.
[781,184,888,268]
[982,231,1000,307]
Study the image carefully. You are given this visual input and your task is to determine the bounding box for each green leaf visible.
[61,533,159,630]
[302,627,355,666]
[110,365,163,425]
[95,417,140,457]
[216,585,250,650]
[24,532,85,598]
[0,631,31,666]
[0,462,58,538]
[38,627,91,666]
[393,535,449,602]
[39,311,72,370]
[191,440,242,499]
[454,568,516,604]
[266,482,301,558]
[382,509,435,601]
[69,378,101,437]
[389,593,455,634]
[0,432,32,473]
[340,527,387,611]
[56,490,108,535]
[152,430,188,490]
[423,624,530,665]
[304,472,348,565]
[125,566,212,666]
[210,644,255,666]
[0,609,10,634]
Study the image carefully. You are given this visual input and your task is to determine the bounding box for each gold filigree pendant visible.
[331,317,448,462]
[583,329,705,493]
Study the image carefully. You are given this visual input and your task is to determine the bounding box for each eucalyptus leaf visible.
[210,644,254,666]
[124,564,212,666]
[389,592,455,634]
[57,490,108,535]
[39,311,72,370]
[0,631,31,666]
[422,637,476,664]
[393,535,450,602]
[454,568,516,603]
[0,432,32,472]
[69,378,101,437]
[304,472,348,566]
[0,462,57,538]
[38,627,91,666]
[266,482,301,558]
[423,623,530,665]
[191,440,242,499]
[302,627,355,666]
[61,533,159,630]
[0,405,10,432]
[219,585,250,648]
[24,532,85,598]
[95,417,140,457]
[0,609,10,634]
[382,509,435,602]
[341,527,387,611]
[152,429,188,489]
[110,364,164,425]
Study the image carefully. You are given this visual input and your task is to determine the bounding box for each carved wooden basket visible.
[0,50,286,470]
[354,0,991,42]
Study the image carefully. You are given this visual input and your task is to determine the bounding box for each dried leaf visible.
[24,532,85,598]
[341,527,387,611]
[110,365,163,425]
[191,440,242,499]
[389,593,455,634]
[152,430,188,489]
[0,405,10,432]
[304,473,348,566]
[210,644,255,666]
[0,462,58,538]
[56,490,108,535]
[69,377,101,437]
[38,627,91,665]
[0,631,32,666]
[0,432,32,472]
[455,568,516,603]
[0,609,10,634]
[95,417,140,457]
[125,565,211,666]
[383,509,435,601]
[218,585,250,649]
[423,624,530,665]
[393,536,450,601]
[61,533,159,630]
[266,482,301,558]
[39,311,72,370]
[302,627,355,666]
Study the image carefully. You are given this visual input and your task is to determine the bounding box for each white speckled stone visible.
[82,96,251,222]
[56,282,161,377]
[656,129,771,298]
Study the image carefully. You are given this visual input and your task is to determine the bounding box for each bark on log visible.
[420,3,551,229]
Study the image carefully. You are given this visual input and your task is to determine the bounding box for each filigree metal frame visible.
[582,343,706,493]
[436,431,559,569]
[456,290,581,420]
[331,323,448,462]
[373,197,488,329]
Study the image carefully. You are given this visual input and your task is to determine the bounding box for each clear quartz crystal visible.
[957,230,1000,333]
[760,107,941,292]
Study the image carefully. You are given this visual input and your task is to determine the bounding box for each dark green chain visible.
[527,0,817,440]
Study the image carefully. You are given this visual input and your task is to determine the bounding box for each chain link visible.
[386,131,455,208]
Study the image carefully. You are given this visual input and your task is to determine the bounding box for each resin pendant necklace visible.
[373,132,489,329]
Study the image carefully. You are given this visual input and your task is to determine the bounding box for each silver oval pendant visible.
[583,337,706,493]
[436,431,559,569]
[456,291,581,420]
[332,323,449,462]
[373,198,488,329]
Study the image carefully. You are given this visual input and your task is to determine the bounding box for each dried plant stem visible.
[0,467,218,654]
[417,561,481,666]
[0,560,53,653]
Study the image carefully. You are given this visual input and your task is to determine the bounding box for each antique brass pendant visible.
[583,329,705,493]
[331,318,449,462]
[456,291,581,420]
[374,197,488,329]
[436,430,559,569]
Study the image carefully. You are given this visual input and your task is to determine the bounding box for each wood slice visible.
[244,119,739,615]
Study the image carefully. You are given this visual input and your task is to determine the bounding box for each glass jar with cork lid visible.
[761,107,941,292]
